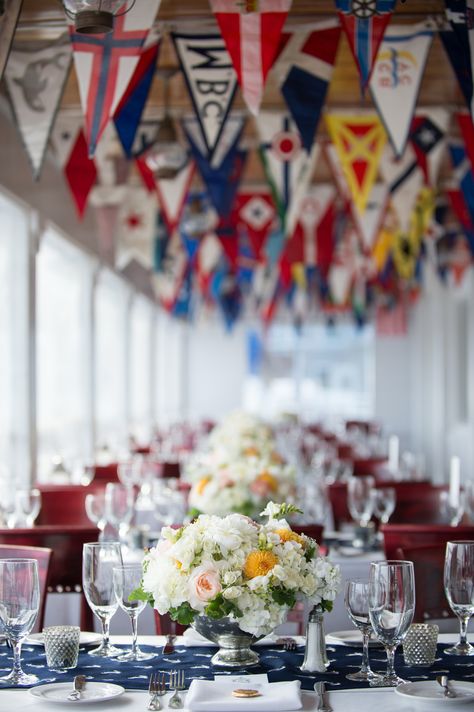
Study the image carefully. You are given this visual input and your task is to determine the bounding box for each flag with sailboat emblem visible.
[172,31,238,159]
[69,0,161,156]
[4,34,72,179]
[440,0,474,123]
[335,0,396,90]
[369,21,434,157]
[0,0,23,82]
[274,20,342,153]
[209,0,292,116]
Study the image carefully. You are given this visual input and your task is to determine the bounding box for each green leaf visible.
[271,587,296,608]
[204,594,243,620]
[187,508,201,521]
[169,602,197,626]
[304,544,316,562]
[233,501,256,518]
[129,586,153,604]
[319,600,333,613]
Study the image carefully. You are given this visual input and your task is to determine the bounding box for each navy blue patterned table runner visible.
[1,642,473,691]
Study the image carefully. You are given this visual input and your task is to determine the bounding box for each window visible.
[94,269,130,455]
[129,295,154,443]
[0,192,30,489]
[36,229,94,478]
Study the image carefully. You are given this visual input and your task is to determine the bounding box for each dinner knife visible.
[163,634,176,654]
[314,681,332,712]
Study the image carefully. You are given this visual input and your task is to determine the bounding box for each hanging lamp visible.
[61,0,137,35]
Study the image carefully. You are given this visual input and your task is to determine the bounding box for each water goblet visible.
[7,489,42,528]
[105,482,134,536]
[368,560,415,686]
[0,558,40,685]
[347,476,375,527]
[82,542,123,657]
[113,564,155,661]
[344,580,381,682]
[444,540,474,656]
[85,491,107,539]
[372,487,396,525]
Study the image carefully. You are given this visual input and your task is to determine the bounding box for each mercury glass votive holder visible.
[402,623,439,666]
[43,625,80,670]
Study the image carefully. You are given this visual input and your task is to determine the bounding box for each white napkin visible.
[182,628,279,647]
[186,679,302,712]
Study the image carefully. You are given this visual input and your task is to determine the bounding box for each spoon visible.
[67,675,86,701]
[437,675,456,698]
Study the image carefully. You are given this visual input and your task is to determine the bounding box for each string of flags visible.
[3,0,474,333]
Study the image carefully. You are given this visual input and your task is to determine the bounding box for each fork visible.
[168,669,185,709]
[148,672,166,711]
[284,639,297,651]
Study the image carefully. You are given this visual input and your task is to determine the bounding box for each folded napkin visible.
[182,628,279,647]
[186,679,302,712]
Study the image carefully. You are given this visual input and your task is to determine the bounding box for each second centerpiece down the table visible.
[134,503,341,667]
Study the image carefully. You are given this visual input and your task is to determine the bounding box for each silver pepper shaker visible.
[300,606,329,672]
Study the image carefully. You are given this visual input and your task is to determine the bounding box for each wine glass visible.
[7,489,42,528]
[113,564,155,661]
[372,487,396,525]
[82,542,123,657]
[85,491,107,539]
[344,580,381,682]
[0,559,40,685]
[347,476,375,526]
[368,560,415,687]
[104,483,134,536]
[444,540,474,656]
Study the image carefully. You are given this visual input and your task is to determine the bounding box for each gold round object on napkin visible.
[232,689,262,698]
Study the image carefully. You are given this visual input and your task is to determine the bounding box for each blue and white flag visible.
[369,21,434,157]
[274,20,341,153]
[441,0,474,122]
[172,31,238,160]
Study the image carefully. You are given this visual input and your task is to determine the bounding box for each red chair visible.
[352,457,388,477]
[292,523,324,545]
[93,464,120,482]
[0,525,99,630]
[346,420,381,435]
[381,523,474,560]
[0,543,53,633]
[36,483,106,526]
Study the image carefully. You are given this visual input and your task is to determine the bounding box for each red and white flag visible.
[209,0,292,115]
[236,188,276,260]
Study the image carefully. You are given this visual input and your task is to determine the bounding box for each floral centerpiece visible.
[135,503,340,666]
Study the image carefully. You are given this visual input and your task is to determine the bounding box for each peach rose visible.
[189,565,221,609]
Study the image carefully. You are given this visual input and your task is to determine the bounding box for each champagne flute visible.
[344,580,381,682]
[0,559,40,685]
[444,540,474,656]
[113,564,155,661]
[372,487,396,525]
[368,560,415,686]
[82,542,123,657]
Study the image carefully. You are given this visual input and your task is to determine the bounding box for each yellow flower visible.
[196,476,211,495]
[243,446,260,457]
[174,559,182,570]
[244,550,278,579]
[255,472,278,492]
[275,529,305,547]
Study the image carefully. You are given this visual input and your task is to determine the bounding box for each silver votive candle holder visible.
[403,623,439,666]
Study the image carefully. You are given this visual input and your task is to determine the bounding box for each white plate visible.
[326,630,381,647]
[395,681,474,706]
[29,681,125,705]
[27,632,102,647]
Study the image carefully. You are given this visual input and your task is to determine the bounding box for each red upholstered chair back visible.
[153,611,186,636]
[395,542,457,622]
[381,523,474,560]
[36,483,106,526]
[352,457,388,477]
[93,464,120,482]
[0,543,53,633]
[0,525,99,630]
[292,523,324,545]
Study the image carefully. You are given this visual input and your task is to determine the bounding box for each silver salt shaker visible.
[300,606,329,672]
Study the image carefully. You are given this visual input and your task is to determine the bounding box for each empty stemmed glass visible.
[372,487,396,525]
[7,489,42,528]
[113,564,155,661]
[444,540,474,656]
[344,580,381,682]
[85,491,107,539]
[368,560,415,687]
[82,542,123,657]
[105,483,134,538]
[348,476,375,527]
[0,559,40,685]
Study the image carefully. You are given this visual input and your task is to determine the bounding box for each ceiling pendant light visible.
[61,0,137,35]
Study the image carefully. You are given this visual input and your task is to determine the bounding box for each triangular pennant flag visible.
[152,231,188,312]
[292,184,337,267]
[369,21,434,157]
[379,142,423,233]
[116,185,157,270]
[69,0,161,156]
[209,0,292,115]
[325,112,386,213]
[409,108,449,186]
[0,0,23,82]
[51,114,97,219]
[352,183,388,252]
[257,112,319,236]
[113,27,161,158]
[448,141,474,236]
[172,31,238,158]
[198,232,223,293]
[440,1,474,122]
[274,20,341,153]
[335,0,397,90]
[4,35,72,179]
[236,188,276,261]
[183,114,246,218]
[457,111,474,171]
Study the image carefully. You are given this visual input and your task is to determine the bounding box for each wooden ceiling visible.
[12,1,460,184]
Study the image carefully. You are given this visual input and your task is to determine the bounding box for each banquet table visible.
[0,633,471,711]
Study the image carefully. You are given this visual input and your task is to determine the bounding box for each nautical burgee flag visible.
[369,21,434,158]
[0,0,23,82]
[352,183,388,252]
[325,112,387,214]
[116,185,157,270]
[4,34,72,179]
[69,0,161,156]
[172,31,238,159]
[457,111,474,170]
[273,20,342,153]
[379,142,423,233]
[441,0,474,123]
[209,0,292,116]
[335,0,397,90]
[409,108,449,186]
[236,188,276,261]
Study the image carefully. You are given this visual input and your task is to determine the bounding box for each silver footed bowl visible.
[192,615,267,667]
